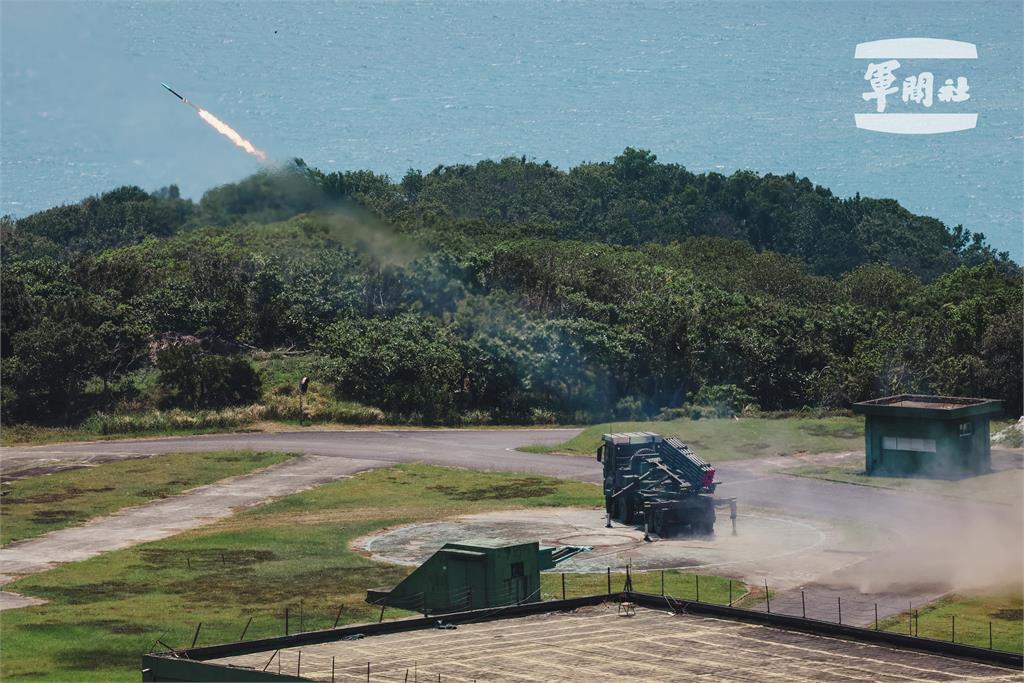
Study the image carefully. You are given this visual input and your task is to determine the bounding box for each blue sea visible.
[2,1,1022,259]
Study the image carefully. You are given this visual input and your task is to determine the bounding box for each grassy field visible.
[540,569,747,605]
[520,416,865,461]
[0,463,750,681]
[0,465,604,681]
[0,451,297,546]
[879,590,1023,653]
[782,461,1024,506]
[0,417,260,447]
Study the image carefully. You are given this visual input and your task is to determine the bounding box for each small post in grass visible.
[801,590,806,619]
[728,579,733,606]
[299,376,309,426]
[239,616,252,641]
[951,615,955,643]
[874,603,878,630]
[378,604,386,623]
[285,607,289,635]
[764,580,770,613]
[837,597,842,625]
[190,622,202,649]
[607,567,611,595]
[989,621,993,649]
[334,605,344,628]
[695,574,700,602]
[561,572,566,600]
[661,570,665,597]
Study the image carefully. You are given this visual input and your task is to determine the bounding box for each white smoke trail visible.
[196,108,267,161]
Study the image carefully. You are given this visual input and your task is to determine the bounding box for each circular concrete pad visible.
[356,507,844,583]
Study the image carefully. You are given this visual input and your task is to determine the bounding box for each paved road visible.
[1,429,591,481]
[2,429,1020,625]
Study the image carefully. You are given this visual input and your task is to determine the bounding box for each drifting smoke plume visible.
[196,108,267,161]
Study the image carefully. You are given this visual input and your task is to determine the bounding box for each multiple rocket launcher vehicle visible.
[598,431,735,538]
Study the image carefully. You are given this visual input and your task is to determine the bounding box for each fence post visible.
[764,580,770,613]
[561,573,566,600]
[874,603,878,630]
[661,571,665,597]
[695,574,700,602]
[914,609,918,637]
[239,616,252,641]
[332,656,336,682]
[951,615,955,643]
[607,567,611,595]
[367,661,370,683]
[989,621,993,649]
[728,580,733,606]
[837,597,842,625]
[801,590,806,618]
[297,651,301,677]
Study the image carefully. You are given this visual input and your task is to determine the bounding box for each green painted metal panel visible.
[368,540,544,613]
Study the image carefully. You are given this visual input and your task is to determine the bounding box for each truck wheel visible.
[699,507,716,535]
[621,499,635,525]
[614,497,632,524]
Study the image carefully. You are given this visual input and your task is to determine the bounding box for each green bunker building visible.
[366,539,571,614]
[853,394,1002,478]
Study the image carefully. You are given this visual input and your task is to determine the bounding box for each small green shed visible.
[366,539,553,614]
[853,394,1002,478]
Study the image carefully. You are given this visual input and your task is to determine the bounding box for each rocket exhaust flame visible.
[161,82,267,161]
[195,108,267,161]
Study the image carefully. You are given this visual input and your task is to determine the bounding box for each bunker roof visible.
[853,394,1002,420]
[146,598,1019,681]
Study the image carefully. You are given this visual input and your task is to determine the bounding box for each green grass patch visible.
[0,409,263,447]
[1,451,296,546]
[783,461,1023,506]
[540,570,746,605]
[879,590,1023,653]
[522,416,865,461]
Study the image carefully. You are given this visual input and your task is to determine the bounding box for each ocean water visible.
[2,1,1021,259]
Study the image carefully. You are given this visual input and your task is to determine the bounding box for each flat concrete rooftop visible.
[206,605,1016,682]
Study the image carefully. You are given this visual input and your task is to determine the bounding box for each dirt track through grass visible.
[0,450,296,546]
[0,452,387,583]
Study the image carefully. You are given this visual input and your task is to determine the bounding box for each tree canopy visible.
[2,152,1020,425]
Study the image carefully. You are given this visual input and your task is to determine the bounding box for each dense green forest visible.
[2,150,1020,428]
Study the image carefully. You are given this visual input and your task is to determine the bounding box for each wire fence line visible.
[150,569,1022,657]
